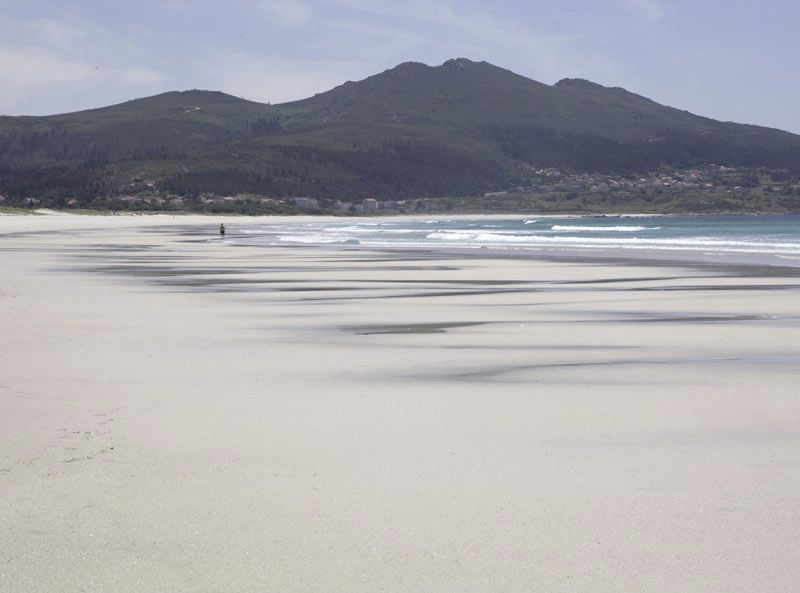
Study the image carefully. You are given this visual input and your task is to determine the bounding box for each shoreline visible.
[3,206,799,219]
[4,212,800,270]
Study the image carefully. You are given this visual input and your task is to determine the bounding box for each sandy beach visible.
[2,213,800,592]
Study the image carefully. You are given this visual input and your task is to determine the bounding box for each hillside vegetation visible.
[1,58,799,204]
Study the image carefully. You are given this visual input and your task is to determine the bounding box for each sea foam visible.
[550,225,659,232]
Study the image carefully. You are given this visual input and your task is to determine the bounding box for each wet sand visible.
[2,214,800,592]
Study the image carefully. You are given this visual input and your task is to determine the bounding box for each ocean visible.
[232,215,800,266]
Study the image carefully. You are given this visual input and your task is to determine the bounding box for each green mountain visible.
[1,58,799,201]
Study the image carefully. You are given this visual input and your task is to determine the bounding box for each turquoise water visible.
[234,215,800,264]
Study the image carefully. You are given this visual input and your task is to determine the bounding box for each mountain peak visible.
[385,61,431,77]
[387,58,489,75]
[393,61,429,70]
[442,57,478,68]
[94,90,249,114]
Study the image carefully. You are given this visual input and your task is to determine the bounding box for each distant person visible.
[219,223,226,239]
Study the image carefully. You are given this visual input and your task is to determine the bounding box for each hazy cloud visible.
[0,46,97,91]
[196,50,369,102]
[260,0,312,26]
[0,13,168,114]
[619,0,665,22]
[117,65,168,87]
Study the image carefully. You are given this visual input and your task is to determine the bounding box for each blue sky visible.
[1,0,798,133]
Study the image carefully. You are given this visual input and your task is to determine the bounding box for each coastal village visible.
[3,164,799,213]
[510,163,799,196]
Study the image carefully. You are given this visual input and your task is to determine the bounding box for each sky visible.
[1,0,798,133]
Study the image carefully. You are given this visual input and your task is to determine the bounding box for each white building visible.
[293,197,319,208]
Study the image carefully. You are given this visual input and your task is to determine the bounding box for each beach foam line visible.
[550,225,660,232]
[278,234,359,244]
[422,231,800,254]
[321,226,420,234]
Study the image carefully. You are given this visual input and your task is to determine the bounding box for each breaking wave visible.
[424,231,800,255]
[232,215,800,263]
[278,234,359,244]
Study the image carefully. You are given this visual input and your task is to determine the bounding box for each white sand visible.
[2,214,800,592]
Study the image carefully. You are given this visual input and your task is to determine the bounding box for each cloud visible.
[0,46,97,93]
[0,49,95,116]
[29,18,88,49]
[195,50,370,103]
[0,15,169,114]
[117,65,168,87]
[0,44,169,114]
[619,0,665,22]
[260,0,312,26]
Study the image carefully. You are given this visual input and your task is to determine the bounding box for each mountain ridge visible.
[1,58,798,203]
